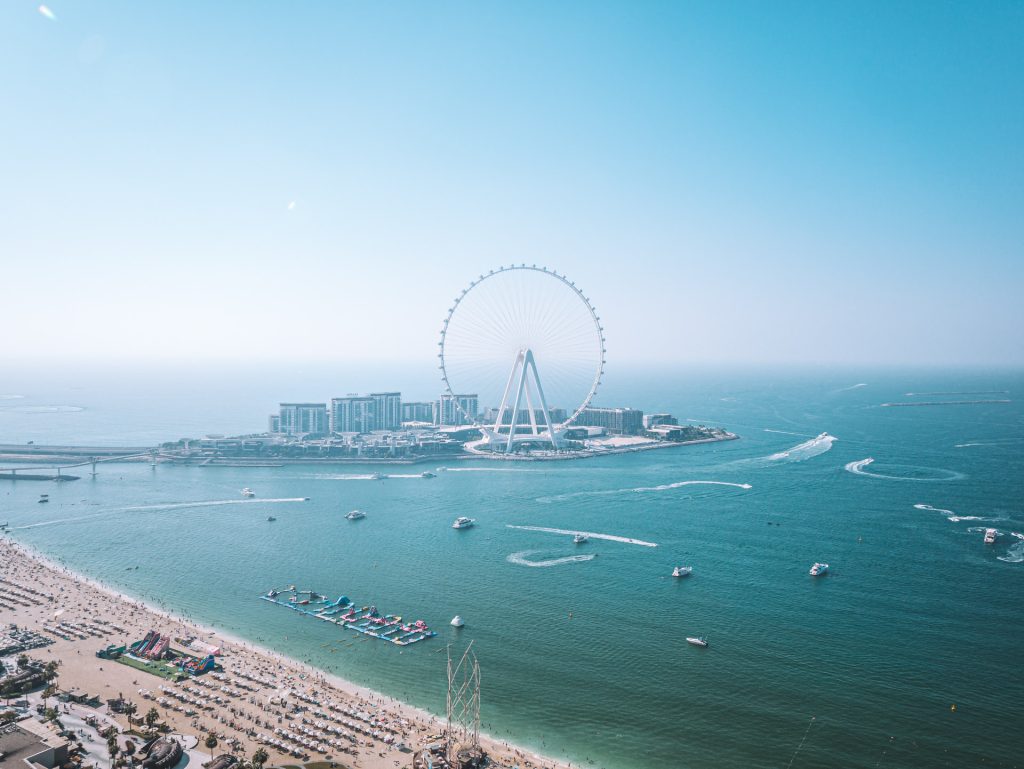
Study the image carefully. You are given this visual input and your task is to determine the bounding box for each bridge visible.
[0,446,167,481]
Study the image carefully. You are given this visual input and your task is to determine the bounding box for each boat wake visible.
[15,512,109,530]
[763,429,810,437]
[122,498,308,512]
[846,458,965,482]
[537,480,751,503]
[507,525,657,547]
[914,504,995,523]
[998,533,1024,564]
[506,550,596,568]
[0,404,85,413]
[442,467,541,473]
[837,383,868,392]
[765,433,836,462]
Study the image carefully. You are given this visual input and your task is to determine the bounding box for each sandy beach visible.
[0,537,574,769]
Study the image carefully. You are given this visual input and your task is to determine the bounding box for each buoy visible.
[450,615,465,628]
[951,704,957,712]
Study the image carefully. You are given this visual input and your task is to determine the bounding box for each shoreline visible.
[1,536,577,769]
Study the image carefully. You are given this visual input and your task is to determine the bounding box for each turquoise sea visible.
[2,366,1022,768]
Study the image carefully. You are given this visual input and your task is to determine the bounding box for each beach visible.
[0,537,571,769]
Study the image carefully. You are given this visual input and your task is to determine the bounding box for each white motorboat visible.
[452,516,475,529]
[369,472,385,480]
[686,636,708,648]
[345,510,366,521]
[809,562,829,577]
[573,533,588,544]
[984,528,998,544]
[450,615,465,627]
[672,566,692,578]
[241,488,255,498]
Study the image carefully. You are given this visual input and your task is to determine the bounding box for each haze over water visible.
[2,366,1022,768]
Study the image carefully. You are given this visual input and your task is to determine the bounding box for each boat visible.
[38,494,49,503]
[369,473,385,480]
[452,516,475,529]
[809,562,829,577]
[241,488,255,498]
[573,533,588,544]
[421,471,436,478]
[450,616,465,628]
[984,528,998,544]
[686,636,708,648]
[672,566,692,578]
[345,510,366,521]
[267,516,277,522]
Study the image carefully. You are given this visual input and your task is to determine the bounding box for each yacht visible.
[450,615,465,628]
[984,528,998,544]
[809,562,829,577]
[38,494,49,503]
[346,510,366,521]
[672,566,692,578]
[686,636,709,648]
[241,488,255,498]
[452,516,475,530]
[573,533,588,544]
[421,471,437,479]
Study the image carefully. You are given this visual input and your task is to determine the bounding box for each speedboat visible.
[686,636,708,648]
[809,562,829,577]
[984,528,998,544]
[573,533,588,544]
[267,589,279,598]
[38,494,49,503]
[369,473,385,480]
[450,616,465,628]
[345,510,366,521]
[452,516,475,529]
[241,488,255,498]
[267,516,276,522]
[672,566,692,578]
[421,471,436,478]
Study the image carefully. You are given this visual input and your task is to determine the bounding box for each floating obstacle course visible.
[259,587,436,646]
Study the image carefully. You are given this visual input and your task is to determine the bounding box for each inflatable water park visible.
[260,586,437,646]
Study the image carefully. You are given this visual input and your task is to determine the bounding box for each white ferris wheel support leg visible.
[493,349,526,438]
[524,349,560,450]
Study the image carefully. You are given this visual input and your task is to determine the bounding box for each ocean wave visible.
[537,480,751,503]
[997,533,1024,564]
[121,498,308,512]
[766,433,836,462]
[845,458,965,482]
[506,525,657,547]
[506,550,596,568]
[0,404,85,413]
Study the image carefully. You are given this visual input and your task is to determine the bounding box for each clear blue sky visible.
[2,1,1021,366]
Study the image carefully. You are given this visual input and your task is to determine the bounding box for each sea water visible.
[2,366,1022,768]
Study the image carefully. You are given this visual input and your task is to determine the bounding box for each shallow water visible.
[2,367,1023,768]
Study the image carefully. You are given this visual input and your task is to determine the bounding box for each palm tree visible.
[145,707,159,732]
[251,746,269,769]
[44,660,58,682]
[204,733,218,763]
[124,701,137,731]
[123,740,136,768]
[16,654,28,669]
[41,685,57,712]
[107,736,120,765]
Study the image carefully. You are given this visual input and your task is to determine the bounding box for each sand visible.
[0,538,574,769]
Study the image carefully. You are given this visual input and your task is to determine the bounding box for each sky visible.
[1,1,1022,368]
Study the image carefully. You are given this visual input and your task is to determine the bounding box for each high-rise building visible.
[575,406,644,435]
[435,394,479,426]
[278,403,328,435]
[370,392,402,431]
[401,401,434,423]
[268,414,281,433]
[330,396,376,433]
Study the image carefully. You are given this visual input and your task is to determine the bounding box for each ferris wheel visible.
[439,265,606,452]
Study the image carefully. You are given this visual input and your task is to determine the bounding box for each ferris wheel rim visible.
[438,264,606,428]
